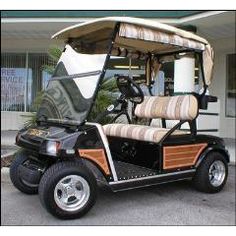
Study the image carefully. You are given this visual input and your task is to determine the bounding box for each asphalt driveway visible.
[1,166,235,225]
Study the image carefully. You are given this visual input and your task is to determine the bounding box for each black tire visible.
[193,152,228,193]
[9,150,38,194]
[39,161,97,219]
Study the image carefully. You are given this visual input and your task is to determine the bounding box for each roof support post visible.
[174,57,195,93]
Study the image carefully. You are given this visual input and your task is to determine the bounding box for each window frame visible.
[225,53,236,118]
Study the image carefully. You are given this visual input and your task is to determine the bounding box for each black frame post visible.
[87,23,120,120]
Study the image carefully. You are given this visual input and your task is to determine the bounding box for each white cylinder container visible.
[174,57,195,93]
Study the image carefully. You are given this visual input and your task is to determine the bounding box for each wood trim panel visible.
[163,143,207,170]
[78,149,110,175]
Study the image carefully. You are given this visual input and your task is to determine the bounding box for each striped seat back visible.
[134,95,198,121]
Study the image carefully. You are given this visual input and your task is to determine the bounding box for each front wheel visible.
[39,161,97,219]
[10,150,38,194]
[193,152,228,193]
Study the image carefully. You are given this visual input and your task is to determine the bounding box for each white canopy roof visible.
[52,17,214,85]
[52,17,208,44]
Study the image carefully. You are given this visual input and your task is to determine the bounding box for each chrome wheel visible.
[208,160,226,187]
[54,175,90,212]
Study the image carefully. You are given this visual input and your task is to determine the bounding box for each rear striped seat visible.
[134,95,198,120]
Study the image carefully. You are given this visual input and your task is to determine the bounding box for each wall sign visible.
[1,68,32,111]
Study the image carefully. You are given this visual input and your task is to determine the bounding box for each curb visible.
[1,151,16,159]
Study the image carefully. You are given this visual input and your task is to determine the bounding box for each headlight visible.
[46,141,61,155]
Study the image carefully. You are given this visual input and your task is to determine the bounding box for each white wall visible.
[209,37,235,139]
[1,111,32,130]
[1,38,63,52]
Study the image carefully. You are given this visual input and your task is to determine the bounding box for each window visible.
[226,53,236,117]
[1,53,55,112]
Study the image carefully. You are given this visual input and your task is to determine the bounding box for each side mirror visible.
[199,95,218,110]
[207,95,218,103]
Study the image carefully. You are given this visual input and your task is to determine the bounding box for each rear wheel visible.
[39,161,97,219]
[193,152,228,193]
[10,150,38,194]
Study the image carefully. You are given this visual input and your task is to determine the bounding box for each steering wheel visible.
[94,75,144,123]
[116,75,144,104]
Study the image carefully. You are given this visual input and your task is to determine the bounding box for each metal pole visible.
[129,57,132,78]
[24,52,29,112]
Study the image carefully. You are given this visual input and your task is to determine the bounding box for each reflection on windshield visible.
[37,44,108,124]
[37,78,92,123]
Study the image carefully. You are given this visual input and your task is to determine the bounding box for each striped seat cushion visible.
[103,124,187,143]
[135,95,198,120]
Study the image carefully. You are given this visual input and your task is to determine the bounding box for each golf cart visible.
[10,17,230,219]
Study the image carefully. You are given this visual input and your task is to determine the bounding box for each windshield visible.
[37,44,107,124]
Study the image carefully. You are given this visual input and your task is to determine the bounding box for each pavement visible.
[1,166,235,226]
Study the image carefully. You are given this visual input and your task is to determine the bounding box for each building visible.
[1,11,235,139]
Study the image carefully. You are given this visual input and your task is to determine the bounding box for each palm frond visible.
[41,65,56,75]
[48,46,63,62]
[101,77,118,92]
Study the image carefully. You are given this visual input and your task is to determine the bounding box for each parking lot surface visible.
[1,166,235,225]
